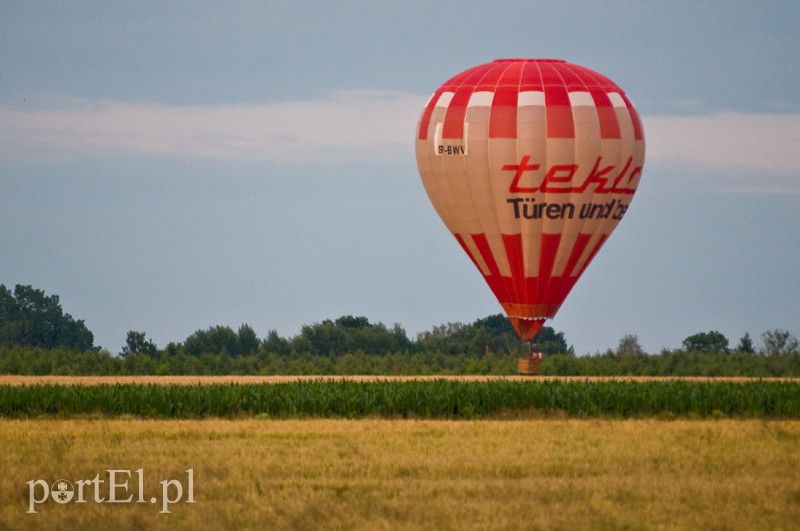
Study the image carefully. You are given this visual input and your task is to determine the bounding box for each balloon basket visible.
[517,357,541,375]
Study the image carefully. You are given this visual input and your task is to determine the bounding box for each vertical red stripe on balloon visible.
[502,233,525,280]
[545,105,574,138]
[596,105,621,139]
[538,233,562,281]
[417,90,442,140]
[502,233,528,308]
[564,233,592,277]
[589,88,621,139]
[544,84,574,138]
[544,83,570,105]
[441,88,472,139]
[471,234,502,277]
[588,86,612,107]
[489,85,518,139]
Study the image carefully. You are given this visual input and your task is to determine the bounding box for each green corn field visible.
[1,379,798,419]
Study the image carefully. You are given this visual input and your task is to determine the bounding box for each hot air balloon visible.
[415,59,645,345]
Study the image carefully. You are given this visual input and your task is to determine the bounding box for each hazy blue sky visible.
[2,1,799,354]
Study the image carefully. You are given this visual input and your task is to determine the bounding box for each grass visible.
[1,418,798,530]
[2,375,794,386]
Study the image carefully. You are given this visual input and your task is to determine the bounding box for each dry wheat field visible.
[0,417,798,530]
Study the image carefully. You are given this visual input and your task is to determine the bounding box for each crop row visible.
[0,379,798,419]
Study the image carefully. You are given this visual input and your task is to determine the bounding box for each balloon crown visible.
[492,58,566,63]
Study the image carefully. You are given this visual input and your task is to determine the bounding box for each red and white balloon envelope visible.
[415,59,645,340]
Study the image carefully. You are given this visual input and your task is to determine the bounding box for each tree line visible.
[1,284,798,376]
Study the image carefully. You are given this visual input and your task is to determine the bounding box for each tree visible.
[472,314,523,355]
[121,331,158,357]
[296,316,408,356]
[617,334,645,356]
[532,326,573,356]
[263,329,290,356]
[236,324,260,356]
[416,322,469,355]
[682,331,729,354]
[183,324,262,356]
[0,284,95,351]
[183,325,239,356]
[334,315,370,329]
[735,333,755,354]
[761,329,799,356]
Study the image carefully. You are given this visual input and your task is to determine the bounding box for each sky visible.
[1,1,799,355]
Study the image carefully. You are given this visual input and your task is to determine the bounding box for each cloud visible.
[645,113,800,175]
[2,94,799,190]
[644,113,800,194]
[0,91,427,163]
